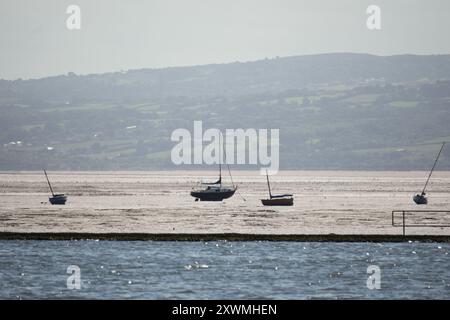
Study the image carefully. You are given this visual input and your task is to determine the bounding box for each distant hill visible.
[1,53,450,170]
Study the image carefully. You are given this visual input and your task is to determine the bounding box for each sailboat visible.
[190,135,237,201]
[413,142,445,205]
[261,171,293,206]
[44,170,67,205]
[190,164,237,201]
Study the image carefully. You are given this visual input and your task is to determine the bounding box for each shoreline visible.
[1,232,450,242]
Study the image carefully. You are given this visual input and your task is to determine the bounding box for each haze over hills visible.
[1,53,450,170]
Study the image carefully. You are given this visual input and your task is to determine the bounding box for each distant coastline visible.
[1,53,450,171]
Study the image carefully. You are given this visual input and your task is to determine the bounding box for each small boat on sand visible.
[261,171,293,206]
[413,193,427,205]
[44,170,67,205]
[190,135,237,202]
[190,163,237,201]
[413,142,445,205]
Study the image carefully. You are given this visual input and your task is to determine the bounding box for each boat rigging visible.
[413,142,446,205]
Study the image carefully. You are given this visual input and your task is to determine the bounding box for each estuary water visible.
[0,240,449,299]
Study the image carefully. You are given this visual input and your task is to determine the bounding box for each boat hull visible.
[413,194,427,205]
[49,195,67,205]
[261,198,293,206]
[191,189,236,201]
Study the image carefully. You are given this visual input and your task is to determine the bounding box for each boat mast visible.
[219,133,222,187]
[422,142,445,195]
[266,170,272,199]
[44,169,55,196]
[227,164,235,188]
[222,133,236,189]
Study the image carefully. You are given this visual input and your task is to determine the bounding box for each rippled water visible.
[0,241,449,299]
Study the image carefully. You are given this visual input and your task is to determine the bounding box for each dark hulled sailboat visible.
[261,171,293,206]
[190,134,237,201]
[190,163,237,201]
[44,170,67,205]
[413,142,445,205]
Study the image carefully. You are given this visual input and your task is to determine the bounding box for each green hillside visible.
[1,53,450,170]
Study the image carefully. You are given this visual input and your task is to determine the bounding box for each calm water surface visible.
[0,241,449,299]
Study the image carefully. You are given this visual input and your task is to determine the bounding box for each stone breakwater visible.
[1,232,450,242]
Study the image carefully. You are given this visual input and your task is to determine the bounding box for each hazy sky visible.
[1,0,449,79]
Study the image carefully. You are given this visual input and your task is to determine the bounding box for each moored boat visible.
[413,193,427,205]
[44,170,67,205]
[191,183,236,201]
[190,135,237,202]
[261,171,293,206]
[261,196,293,206]
[413,142,445,205]
[49,194,68,205]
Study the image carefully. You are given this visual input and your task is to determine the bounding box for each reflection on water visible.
[0,240,449,299]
